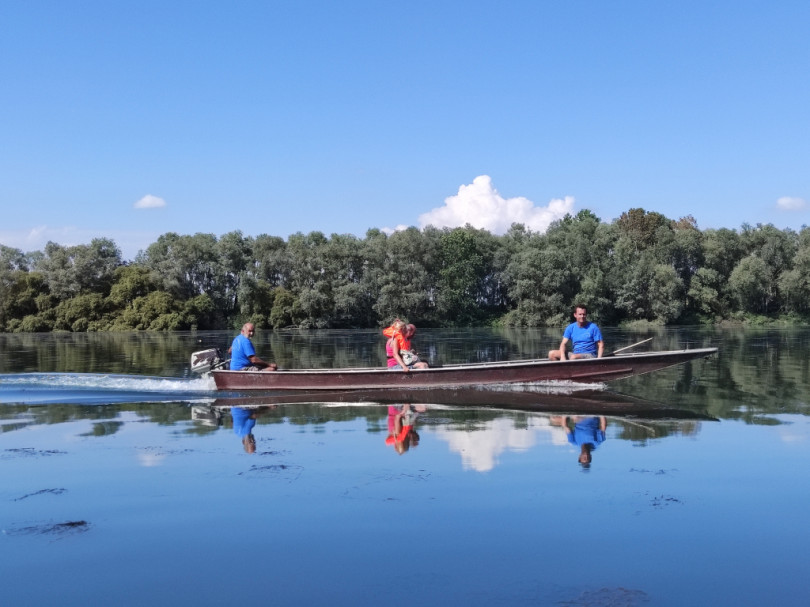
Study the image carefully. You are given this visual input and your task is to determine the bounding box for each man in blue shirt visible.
[548,304,604,360]
[229,323,277,371]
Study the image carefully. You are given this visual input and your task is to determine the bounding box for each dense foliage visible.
[2,209,809,332]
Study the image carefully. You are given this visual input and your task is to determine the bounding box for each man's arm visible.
[249,353,277,371]
[248,354,269,366]
[597,340,604,358]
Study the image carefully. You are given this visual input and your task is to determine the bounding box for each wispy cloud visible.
[417,175,574,234]
[776,196,807,211]
[0,225,80,251]
[134,194,167,209]
[0,226,159,261]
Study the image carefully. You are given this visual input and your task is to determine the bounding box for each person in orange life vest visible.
[383,320,428,372]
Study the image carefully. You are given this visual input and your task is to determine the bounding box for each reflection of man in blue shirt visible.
[232,407,257,453]
[561,416,606,468]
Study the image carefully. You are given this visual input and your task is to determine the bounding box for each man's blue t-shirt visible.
[230,334,256,370]
[562,321,603,355]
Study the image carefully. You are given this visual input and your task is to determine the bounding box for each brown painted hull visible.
[210,348,717,391]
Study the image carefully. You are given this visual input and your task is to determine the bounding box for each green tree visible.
[0,271,49,331]
[52,294,109,331]
[137,232,219,300]
[269,287,301,328]
[216,230,252,317]
[435,226,497,325]
[687,268,724,316]
[728,255,771,314]
[615,208,672,251]
[35,238,122,300]
[374,227,438,325]
[778,227,810,314]
[253,234,291,287]
[703,228,744,279]
[108,266,160,307]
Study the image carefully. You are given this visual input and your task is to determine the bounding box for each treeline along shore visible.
[2,208,809,332]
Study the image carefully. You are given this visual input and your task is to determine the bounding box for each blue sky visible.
[2,0,808,260]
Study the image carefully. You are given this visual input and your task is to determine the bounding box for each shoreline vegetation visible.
[2,208,809,333]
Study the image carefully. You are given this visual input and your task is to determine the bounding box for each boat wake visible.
[478,380,608,394]
[0,373,217,405]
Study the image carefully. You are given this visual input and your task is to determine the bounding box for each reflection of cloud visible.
[137,452,167,467]
[778,430,808,443]
[776,196,807,211]
[433,417,567,472]
[418,175,574,235]
[134,194,167,209]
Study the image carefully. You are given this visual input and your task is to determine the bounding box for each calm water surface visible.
[1,327,809,606]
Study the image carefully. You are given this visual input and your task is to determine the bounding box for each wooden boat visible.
[207,347,718,391]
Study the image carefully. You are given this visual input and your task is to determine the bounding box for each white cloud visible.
[417,175,575,234]
[776,196,807,211]
[0,225,81,251]
[134,194,167,209]
[381,224,410,235]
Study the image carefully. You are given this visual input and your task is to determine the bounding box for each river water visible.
[1,327,808,606]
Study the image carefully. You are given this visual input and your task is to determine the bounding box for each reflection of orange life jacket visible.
[385,425,413,445]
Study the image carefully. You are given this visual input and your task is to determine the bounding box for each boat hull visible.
[210,348,717,391]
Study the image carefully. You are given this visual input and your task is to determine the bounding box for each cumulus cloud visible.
[776,196,807,211]
[417,175,575,234]
[134,194,167,209]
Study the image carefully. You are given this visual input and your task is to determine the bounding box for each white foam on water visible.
[0,373,216,393]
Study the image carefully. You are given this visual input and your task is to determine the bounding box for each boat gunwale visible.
[211,347,718,376]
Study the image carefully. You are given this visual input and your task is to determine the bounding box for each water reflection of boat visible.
[205,387,717,420]
[203,348,718,391]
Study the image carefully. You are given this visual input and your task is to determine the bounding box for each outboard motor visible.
[190,348,228,374]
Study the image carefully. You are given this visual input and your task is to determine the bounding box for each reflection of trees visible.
[617,328,810,421]
[612,420,700,443]
[0,332,210,375]
[2,327,809,423]
[80,421,124,437]
[0,400,706,448]
[0,403,218,437]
